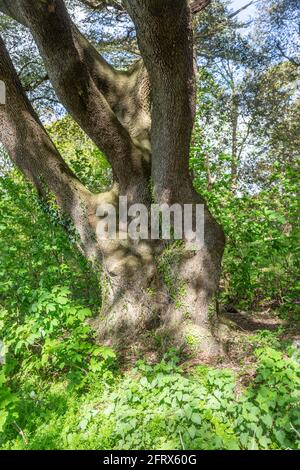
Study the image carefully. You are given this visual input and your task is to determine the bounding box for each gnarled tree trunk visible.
[0,0,225,358]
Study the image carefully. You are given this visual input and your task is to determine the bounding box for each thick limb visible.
[0,1,152,190]
[0,35,99,260]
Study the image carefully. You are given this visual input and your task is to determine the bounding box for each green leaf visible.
[261,414,273,428]
[191,413,202,425]
[56,296,68,305]
[0,410,8,432]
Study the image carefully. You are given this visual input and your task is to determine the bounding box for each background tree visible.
[254,0,300,67]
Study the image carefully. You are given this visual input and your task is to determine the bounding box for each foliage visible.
[254,0,300,67]
[47,117,112,193]
[1,339,299,450]
[0,165,299,449]
[0,369,18,433]
[235,347,300,449]
[0,173,101,311]
[191,71,300,313]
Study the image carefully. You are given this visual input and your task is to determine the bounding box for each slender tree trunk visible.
[231,91,239,193]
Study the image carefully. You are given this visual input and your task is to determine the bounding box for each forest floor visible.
[118,306,300,375]
[180,308,300,380]
[2,306,299,450]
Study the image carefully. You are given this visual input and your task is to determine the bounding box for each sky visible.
[73,1,258,28]
[231,0,257,21]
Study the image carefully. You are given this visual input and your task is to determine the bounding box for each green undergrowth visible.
[1,171,299,450]
[1,345,300,450]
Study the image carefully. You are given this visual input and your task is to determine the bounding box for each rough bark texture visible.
[0,0,225,358]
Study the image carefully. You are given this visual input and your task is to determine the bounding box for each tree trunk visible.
[87,189,225,358]
[0,0,225,359]
[231,91,239,193]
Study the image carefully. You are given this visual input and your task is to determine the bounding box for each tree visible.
[254,0,300,67]
[0,0,225,357]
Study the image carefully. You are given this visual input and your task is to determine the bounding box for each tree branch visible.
[79,0,125,12]
[23,73,49,92]
[0,0,28,26]
[276,42,300,67]
[0,35,104,260]
[80,0,212,15]
[190,0,211,14]
[124,0,196,203]
[0,35,88,208]
[195,1,255,40]
[228,0,254,20]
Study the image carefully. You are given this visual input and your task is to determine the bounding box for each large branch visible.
[124,0,196,203]
[190,0,211,14]
[0,0,148,191]
[0,0,117,98]
[0,35,105,259]
[0,35,87,211]
[79,0,212,15]
[0,0,28,26]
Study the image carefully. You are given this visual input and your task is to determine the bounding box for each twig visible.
[179,431,185,450]
[13,421,29,446]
